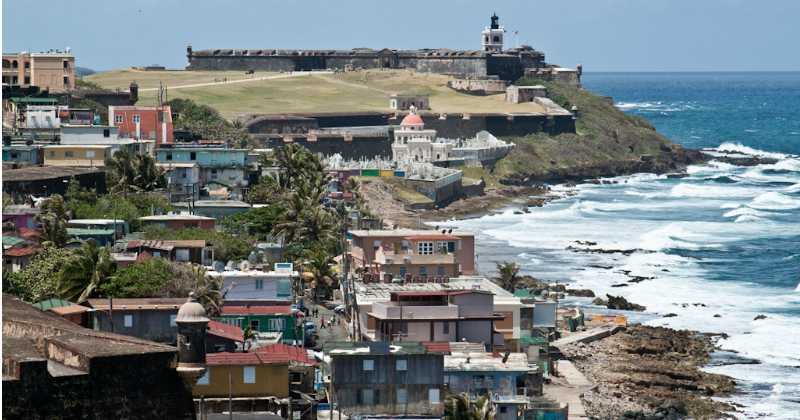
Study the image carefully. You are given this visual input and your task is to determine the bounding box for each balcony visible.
[371,301,459,320]
[375,247,456,266]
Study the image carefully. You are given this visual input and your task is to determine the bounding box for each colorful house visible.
[108,105,174,145]
[218,305,302,345]
[43,145,113,167]
[192,352,290,398]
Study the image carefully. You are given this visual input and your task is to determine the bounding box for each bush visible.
[143,226,254,262]
[100,258,173,298]
[4,246,72,302]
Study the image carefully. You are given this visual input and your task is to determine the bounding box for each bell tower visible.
[481,13,505,52]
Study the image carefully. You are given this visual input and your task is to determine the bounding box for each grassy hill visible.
[85,68,552,119]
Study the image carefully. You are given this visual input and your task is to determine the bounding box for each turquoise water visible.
[444,73,800,418]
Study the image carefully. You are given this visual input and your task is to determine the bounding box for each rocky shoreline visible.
[560,325,737,419]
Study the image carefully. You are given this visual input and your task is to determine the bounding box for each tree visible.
[100,258,173,298]
[4,246,72,302]
[303,247,337,302]
[36,195,69,247]
[105,150,165,194]
[177,264,223,317]
[58,240,116,303]
[143,226,254,262]
[495,261,521,292]
[444,394,496,420]
[221,204,284,239]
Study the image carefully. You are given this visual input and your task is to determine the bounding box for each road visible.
[135,70,334,92]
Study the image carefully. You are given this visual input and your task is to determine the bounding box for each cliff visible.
[492,80,705,185]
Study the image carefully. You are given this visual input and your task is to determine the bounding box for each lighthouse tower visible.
[481,13,505,52]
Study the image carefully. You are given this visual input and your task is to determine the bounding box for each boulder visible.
[606,294,646,311]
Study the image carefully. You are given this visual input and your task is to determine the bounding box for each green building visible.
[217,305,302,344]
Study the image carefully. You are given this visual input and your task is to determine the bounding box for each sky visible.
[3,0,799,72]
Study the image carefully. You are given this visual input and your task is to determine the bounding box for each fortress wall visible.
[326,57,387,70]
[313,113,392,128]
[258,135,392,160]
[487,56,526,81]
[187,56,297,71]
[414,58,488,77]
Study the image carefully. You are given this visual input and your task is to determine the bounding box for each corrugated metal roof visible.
[32,298,76,311]
[3,246,37,257]
[207,320,244,342]
[2,236,26,246]
[206,351,289,366]
[254,344,317,365]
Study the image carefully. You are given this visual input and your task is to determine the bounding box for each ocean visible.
[443,72,800,418]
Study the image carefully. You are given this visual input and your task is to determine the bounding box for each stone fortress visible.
[186,14,548,82]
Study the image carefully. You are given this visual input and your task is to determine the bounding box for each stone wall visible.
[258,135,392,160]
[448,77,508,95]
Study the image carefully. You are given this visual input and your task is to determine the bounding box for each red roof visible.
[422,342,451,354]
[4,246,39,257]
[221,305,293,316]
[401,113,424,126]
[254,344,317,365]
[405,234,460,241]
[206,352,290,366]
[207,320,244,342]
[18,227,41,239]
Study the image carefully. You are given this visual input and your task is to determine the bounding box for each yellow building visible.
[2,51,75,93]
[43,145,112,167]
[193,352,290,398]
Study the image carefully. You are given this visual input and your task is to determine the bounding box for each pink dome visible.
[400,114,424,126]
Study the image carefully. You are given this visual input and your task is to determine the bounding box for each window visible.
[132,115,141,124]
[437,266,445,276]
[372,240,382,248]
[268,318,284,331]
[166,153,172,161]
[397,388,408,404]
[103,129,110,138]
[419,266,427,277]
[493,36,500,42]
[64,151,74,158]
[250,319,260,331]
[24,62,30,69]
[124,314,133,327]
[399,266,407,277]
[197,370,210,385]
[243,366,256,384]
[24,76,30,84]
[418,241,434,255]
[500,406,508,414]
[86,151,96,158]
[170,314,177,327]
[363,359,374,371]
[190,152,197,160]
[255,279,264,290]
[63,76,69,86]
[437,241,448,253]
[429,388,440,404]
[10,152,18,159]
[442,321,450,334]
[396,359,407,371]
[447,241,456,253]
[114,115,124,124]
[175,249,190,262]
[359,389,375,405]
[63,60,69,69]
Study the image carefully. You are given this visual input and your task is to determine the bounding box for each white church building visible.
[391,107,453,163]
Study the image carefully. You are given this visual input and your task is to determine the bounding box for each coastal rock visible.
[753,314,767,321]
[566,288,596,298]
[663,313,678,318]
[592,297,607,306]
[606,294,646,311]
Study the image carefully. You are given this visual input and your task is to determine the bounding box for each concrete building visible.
[156,147,251,198]
[193,351,290,398]
[158,162,201,202]
[87,298,185,344]
[443,349,540,420]
[2,294,194,419]
[325,341,444,417]
[353,276,531,350]
[207,266,297,303]
[59,125,145,154]
[173,200,252,219]
[349,229,476,277]
[505,85,547,103]
[109,105,174,145]
[123,239,213,265]
[138,214,216,230]
[43,144,112,167]
[218,305,302,345]
[2,50,75,93]
[67,219,128,238]
[368,290,504,348]
[389,94,430,111]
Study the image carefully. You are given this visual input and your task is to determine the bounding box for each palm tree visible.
[37,213,69,247]
[133,153,166,191]
[58,239,116,303]
[495,261,521,292]
[242,326,256,351]
[105,149,137,195]
[304,247,336,302]
[188,264,224,317]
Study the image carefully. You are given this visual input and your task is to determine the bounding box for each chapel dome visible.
[400,113,424,126]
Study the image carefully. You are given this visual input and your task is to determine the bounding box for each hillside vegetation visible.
[490,79,703,184]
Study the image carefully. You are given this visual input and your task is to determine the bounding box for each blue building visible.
[3,145,43,166]
[156,147,252,199]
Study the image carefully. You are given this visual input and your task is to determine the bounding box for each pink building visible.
[349,229,475,280]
